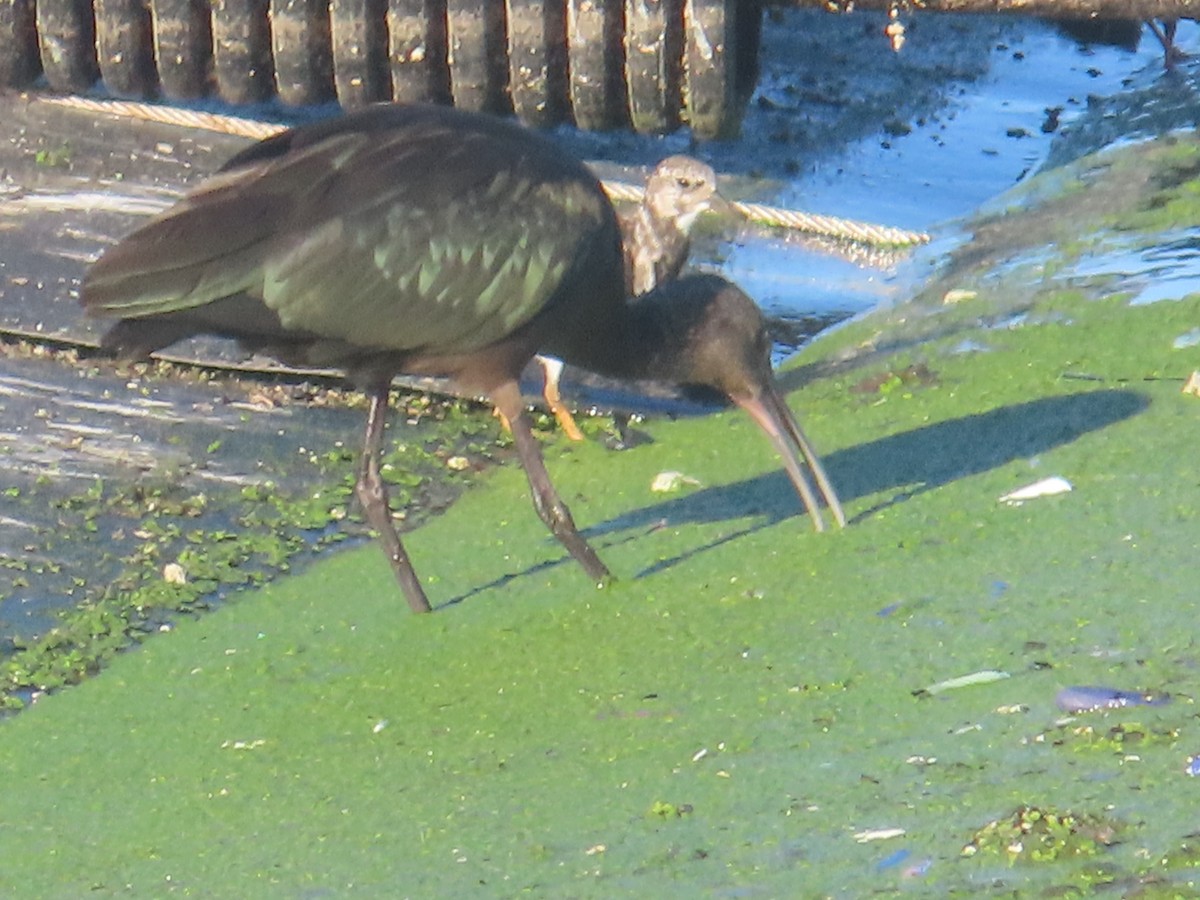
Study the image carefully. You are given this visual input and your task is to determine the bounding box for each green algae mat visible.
[3,138,1200,897]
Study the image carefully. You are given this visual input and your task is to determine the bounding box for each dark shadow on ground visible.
[440,388,1148,606]
[606,388,1148,532]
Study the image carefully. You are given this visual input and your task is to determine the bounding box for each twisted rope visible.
[39,94,285,140]
[729,200,929,247]
[38,94,931,247]
[601,179,928,246]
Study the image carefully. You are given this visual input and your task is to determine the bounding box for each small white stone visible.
[651,471,701,493]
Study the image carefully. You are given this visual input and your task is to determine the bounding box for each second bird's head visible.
[644,156,720,233]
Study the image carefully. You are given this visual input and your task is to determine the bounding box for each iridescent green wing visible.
[84,106,617,356]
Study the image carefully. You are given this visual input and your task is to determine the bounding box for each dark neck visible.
[544,294,682,383]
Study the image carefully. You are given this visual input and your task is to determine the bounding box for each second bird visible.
[537,154,718,439]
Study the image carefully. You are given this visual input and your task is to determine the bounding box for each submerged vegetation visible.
[0,356,506,710]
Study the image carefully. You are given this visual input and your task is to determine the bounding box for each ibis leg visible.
[493,381,611,583]
[355,383,433,613]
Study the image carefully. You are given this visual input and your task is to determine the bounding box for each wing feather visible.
[83,105,618,358]
[83,133,369,314]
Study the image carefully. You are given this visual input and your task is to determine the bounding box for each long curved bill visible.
[735,383,846,532]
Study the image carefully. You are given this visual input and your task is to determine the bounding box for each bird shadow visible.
[438,388,1147,606]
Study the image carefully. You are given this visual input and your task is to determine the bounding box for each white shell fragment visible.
[942,288,978,305]
[1182,370,1200,397]
[650,471,702,493]
[221,738,266,750]
[923,670,1011,695]
[854,827,906,843]
[999,476,1072,505]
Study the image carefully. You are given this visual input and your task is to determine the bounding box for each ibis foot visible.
[537,355,586,441]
